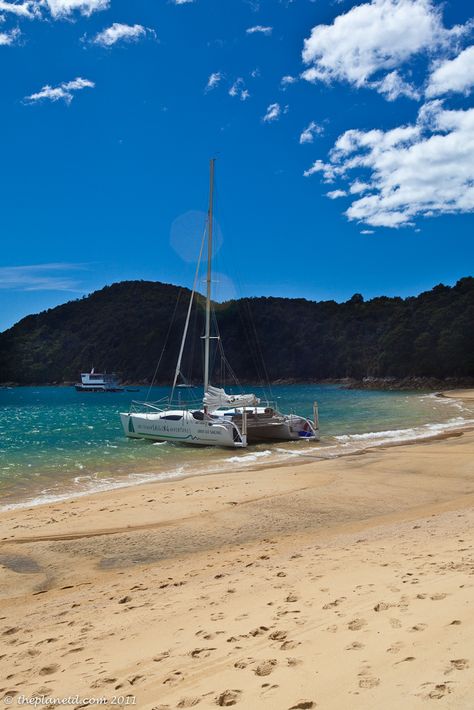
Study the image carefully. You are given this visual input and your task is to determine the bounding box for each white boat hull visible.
[120,410,246,448]
[220,407,319,443]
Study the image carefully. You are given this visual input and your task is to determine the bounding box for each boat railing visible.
[128,396,205,414]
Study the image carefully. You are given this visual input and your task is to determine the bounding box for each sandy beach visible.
[1,390,473,709]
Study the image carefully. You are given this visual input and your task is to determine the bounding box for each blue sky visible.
[0,0,473,330]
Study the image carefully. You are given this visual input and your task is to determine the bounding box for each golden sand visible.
[0,390,473,709]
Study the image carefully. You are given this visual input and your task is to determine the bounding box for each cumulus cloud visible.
[0,27,20,44]
[281,75,297,88]
[172,0,193,4]
[299,121,323,144]
[91,23,150,47]
[374,70,420,101]
[205,71,222,92]
[304,101,474,227]
[25,76,94,104]
[426,45,474,98]
[0,1,38,18]
[229,77,249,101]
[246,25,272,35]
[327,189,347,199]
[263,102,281,122]
[42,0,109,18]
[301,0,467,100]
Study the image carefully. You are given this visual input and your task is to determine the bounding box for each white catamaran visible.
[120,160,319,448]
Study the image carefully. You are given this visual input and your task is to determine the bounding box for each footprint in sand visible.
[153,652,170,662]
[216,689,242,706]
[268,630,287,641]
[323,598,346,610]
[345,642,364,651]
[430,593,447,601]
[287,657,303,666]
[348,619,367,631]
[190,648,217,659]
[426,683,452,699]
[39,664,60,676]
[390,618,402,629]
[163,671,184,686]
[386,642,404,654]
[374,602,391,612]
[288,702,315,709]
[254,660,277,676]
[410,624,427,632]
[280,640,299,650]
[249,626,269,637]
[359,677,380,689]
[234,658,254,669]
[446,658,469,673]
[177,698,201,708]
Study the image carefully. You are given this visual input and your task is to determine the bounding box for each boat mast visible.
[203,158,215,394]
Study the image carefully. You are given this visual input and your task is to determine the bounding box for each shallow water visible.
[0,384,472,510]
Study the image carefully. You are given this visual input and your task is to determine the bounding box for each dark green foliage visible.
[0,277,473,384]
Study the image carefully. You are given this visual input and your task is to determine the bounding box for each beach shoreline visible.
[2,387,473,515]
[1,390,473,709]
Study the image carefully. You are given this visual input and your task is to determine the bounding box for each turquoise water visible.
[0,384,472,509]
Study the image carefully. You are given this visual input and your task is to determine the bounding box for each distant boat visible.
[120,160,319,447]
[75,368,124,392]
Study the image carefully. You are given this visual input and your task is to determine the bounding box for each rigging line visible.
[245,298,274,402]
[235,298,270,400]
[145,288,183,403]
[212,311,241,388]
[170,221,208,403]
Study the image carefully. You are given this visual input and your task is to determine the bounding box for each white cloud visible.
[281,75,297,88]
[327,189,347,199]
[0,27,20,44]
[426,45,474,98]
[246,25,272,35]
[0,1,38,18]
[361,229,375,234]
[205,71,222,92]
[263,102,281,122]
[229,77,249,101]
[42,0,109,18]
[92,23,150,47]
[349,180,371,194]
[0,263,86,291]
[374,70,420,101]
[301,0,467,99]
[173,0,193,4]
[25,76,94,104]
[299,120,323,144]
[304,101,474,227]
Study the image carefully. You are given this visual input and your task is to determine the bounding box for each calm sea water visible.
[0,384,472,510]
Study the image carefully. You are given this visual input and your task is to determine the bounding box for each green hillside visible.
[0,278,473,385]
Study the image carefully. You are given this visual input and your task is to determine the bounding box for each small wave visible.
[335,417,474,447]
[225,450,272,464]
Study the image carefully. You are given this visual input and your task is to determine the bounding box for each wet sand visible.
[0,390,473,709]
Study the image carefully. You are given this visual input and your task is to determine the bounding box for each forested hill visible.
[0,278,473,385]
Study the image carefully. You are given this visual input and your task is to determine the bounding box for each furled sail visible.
[203,385,260,412]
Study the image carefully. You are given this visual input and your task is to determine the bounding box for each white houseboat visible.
[75,369,124,392]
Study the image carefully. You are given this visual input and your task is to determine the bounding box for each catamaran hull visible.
[120,413,245,448]
[244,421,320,443]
